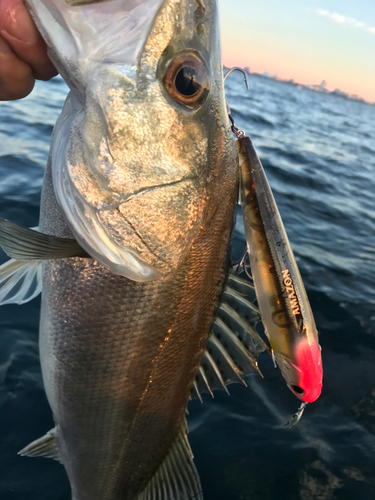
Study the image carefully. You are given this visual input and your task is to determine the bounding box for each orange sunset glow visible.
[220,0,375,103]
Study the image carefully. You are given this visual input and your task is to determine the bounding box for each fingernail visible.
[1,2,40,45]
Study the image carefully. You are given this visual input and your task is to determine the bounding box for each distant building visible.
[307,80,328,93]
[332,88,348,97]
[244,66,250,74]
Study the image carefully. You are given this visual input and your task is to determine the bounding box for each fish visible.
[0,0,267,498]
[236,134,323,403]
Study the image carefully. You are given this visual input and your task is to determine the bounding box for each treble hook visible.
[224,67,249,137]
[283,402,308,430]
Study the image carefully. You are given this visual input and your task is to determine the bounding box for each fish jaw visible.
[275,338,323,403]
[26,0,231,282]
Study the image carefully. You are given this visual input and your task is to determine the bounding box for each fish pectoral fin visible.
[0,216,91,305]
[0,259,42,305]
[18,428,62,462]
[192,275,267,401]
[139,423,202,500]
[0,217,89,261]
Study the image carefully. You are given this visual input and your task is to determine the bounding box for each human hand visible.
[0,0,57,100]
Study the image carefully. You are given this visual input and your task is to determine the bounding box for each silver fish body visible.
[24,0,239,498]
[38,150,237,500]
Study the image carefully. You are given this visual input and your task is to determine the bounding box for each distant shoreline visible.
[224,66,374,107]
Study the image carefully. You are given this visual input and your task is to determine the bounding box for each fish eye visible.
[162,50,209,109]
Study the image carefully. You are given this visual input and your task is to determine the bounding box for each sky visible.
[219,0,375,102]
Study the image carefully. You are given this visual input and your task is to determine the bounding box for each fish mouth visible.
[26,0,167,77]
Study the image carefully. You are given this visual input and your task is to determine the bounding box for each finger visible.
[0,35,34,100]
[0,0,57,81]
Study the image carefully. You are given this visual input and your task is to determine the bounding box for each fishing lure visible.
[226,73,323,403]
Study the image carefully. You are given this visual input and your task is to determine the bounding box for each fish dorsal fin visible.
[139,423,202,500]
[18,428,62,462]
[193,275,267,400]
[218,301,268,354]
[226,273,257,301]
[0,259,42,306]
[0,218,89,261]
[218,274,265,353]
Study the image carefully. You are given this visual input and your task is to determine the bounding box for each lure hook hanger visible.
[233,248,253,282]
[224,67,249,138]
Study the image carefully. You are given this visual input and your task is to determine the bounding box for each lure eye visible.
[292,385,305,395]
[162,50,209,109]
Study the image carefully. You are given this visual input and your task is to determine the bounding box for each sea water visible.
[0,74,374,499]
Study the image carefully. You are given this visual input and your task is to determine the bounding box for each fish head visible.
[275,337,323,403]
[26,0,237,281]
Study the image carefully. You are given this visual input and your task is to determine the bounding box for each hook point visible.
[224,67,249,91]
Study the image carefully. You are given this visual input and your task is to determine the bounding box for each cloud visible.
[316,9,375,35]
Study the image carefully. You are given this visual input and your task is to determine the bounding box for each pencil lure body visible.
[237,136,322,403]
